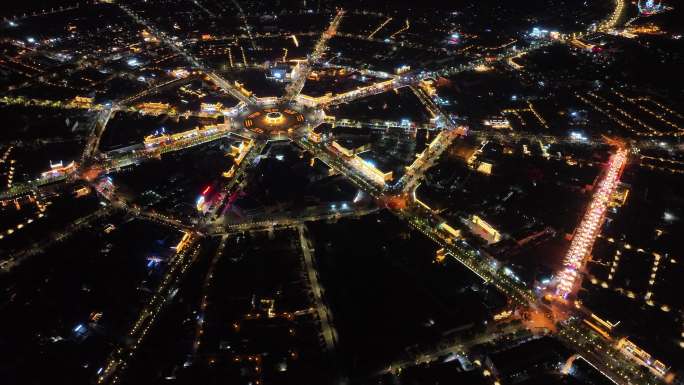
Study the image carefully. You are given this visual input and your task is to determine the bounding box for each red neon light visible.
[201,186,211,195]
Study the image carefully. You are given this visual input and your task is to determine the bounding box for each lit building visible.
[234,81,253,97]
[331,141,369,158]
[331,141,392,185]
[484,116,511,129]
[350,154,393,185]
[419,79,437,96]
[638,0,665,16]
[438,222,461,241]
[266,66,289,82]
[395,64,411,75]
[296,93,332,108]
[616,338,669,378]
[70,96,94,108]
[570,39,596,52]
[41,160,76,180]
[201,102,223,113]
[144,123,228,149]
[138,102,170,113]
[476,161,493,175]
[469,215,502,244]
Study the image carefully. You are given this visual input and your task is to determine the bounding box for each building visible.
[350,154,393,185]
[201,102,223,113]
[469,215,502,244]
[144,123,228,149]
[616,338,669,378]
[296,93,332,108]
[476,161,493,175]
[70,96,94,108]
[484,116,511,129]
[332,141,392,185]
[138,102,170,114]
[40,160,77,180]
[266,65,289,82]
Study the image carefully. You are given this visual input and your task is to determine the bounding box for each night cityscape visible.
[1,0,683,384]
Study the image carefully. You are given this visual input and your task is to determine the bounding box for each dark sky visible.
[0,0,83,17]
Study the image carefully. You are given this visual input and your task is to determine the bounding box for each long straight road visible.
[284,9,345,102]
[298,224,338,352]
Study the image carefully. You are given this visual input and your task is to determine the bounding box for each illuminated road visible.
[298,224,338,352]
[600,0,628,31]
[98,233,200,384]
[82,107,115,163]
[396,128,459,194]
[190,235,228,361]
[212,205,379,234]
[380,321,530,375]
[284,9,344,102]
[0,206,113,272]
[555,150,628,298]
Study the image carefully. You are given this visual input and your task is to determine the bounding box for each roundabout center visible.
[243,107,307,137]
